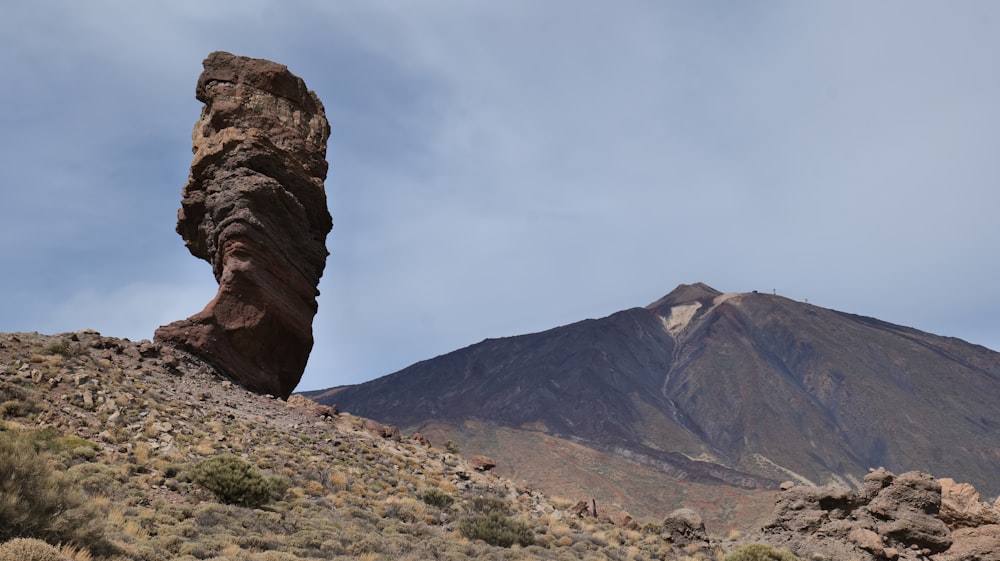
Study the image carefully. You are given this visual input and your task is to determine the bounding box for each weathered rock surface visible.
[937,525,1000,561]
[154,51,332,399]
[938,477,1000,529]
[754,468,952,561]
[468,454,497,471]
[661,508,709,547]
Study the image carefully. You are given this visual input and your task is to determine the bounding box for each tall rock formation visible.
[155,51,332,399]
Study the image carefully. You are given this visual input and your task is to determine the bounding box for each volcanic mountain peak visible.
[646,282,751,338]
[324,281,1000,525]
[645,282,723,312]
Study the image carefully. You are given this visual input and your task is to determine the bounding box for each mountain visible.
[313,283,1000,515]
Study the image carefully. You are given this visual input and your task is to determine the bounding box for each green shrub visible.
[419,487,455,509]
[0,401,26,418]
[0,538,63,561]
[459,511,535,547]
[192,454,277,508]
[724,543,801,561]
[0,430,106,549]
[458,494,533,547]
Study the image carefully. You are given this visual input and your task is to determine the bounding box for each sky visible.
[2,1,998,391]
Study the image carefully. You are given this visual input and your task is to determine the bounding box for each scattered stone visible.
[363,419,400,441]
[618,511,640,531]
[317,404,338,418]
[848,527,884,556]
[468,455,497,472]
[570,500,593,518]
[154,51,332,399]
[411,432,431,447]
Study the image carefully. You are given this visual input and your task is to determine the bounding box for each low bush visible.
[419,487,455,509]
[459,511,535,548]
[458,494,534,547]
[0,538,63,561]
[0,430,106,550]
[192,454,280,508]
[724,543,801,561]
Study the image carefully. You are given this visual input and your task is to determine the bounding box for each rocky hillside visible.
[315,282,1000,521]
[0,329,762,561]
[6,331,1000,561]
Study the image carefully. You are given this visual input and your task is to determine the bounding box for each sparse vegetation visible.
[0,331,740,560]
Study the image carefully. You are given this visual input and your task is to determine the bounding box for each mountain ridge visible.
[315,283,1000,512]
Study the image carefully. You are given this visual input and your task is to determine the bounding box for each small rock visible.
[847,527,884,556]
[569,500,592,518]
[468,455,497,472]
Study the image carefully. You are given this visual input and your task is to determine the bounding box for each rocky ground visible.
[0,330,725,561]
[2,330,999,561]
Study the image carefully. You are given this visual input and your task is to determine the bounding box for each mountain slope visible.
[317,283,1000,502]
[5,330,745,560]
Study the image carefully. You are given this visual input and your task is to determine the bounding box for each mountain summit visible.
[316,283,1000,507]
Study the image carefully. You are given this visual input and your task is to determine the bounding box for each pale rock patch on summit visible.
[657,292,741,337]
[659,302,702,337]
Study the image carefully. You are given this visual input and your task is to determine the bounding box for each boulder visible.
[870,472,951,553]
[363,419,400,441]
[468,454,497,471]
[155,51,332,399]
[662,508,708,546]
[937,524,1000,561]
[938,478,1000,529]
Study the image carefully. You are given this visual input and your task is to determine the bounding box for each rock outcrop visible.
[755,469,951,560]
[750,468,1000,561]
[661,508,709,547]
[155,51,332,399]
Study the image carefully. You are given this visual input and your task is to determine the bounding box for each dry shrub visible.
[0,538,62,561]
[724,543,800,561]
[0,430,106,551]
